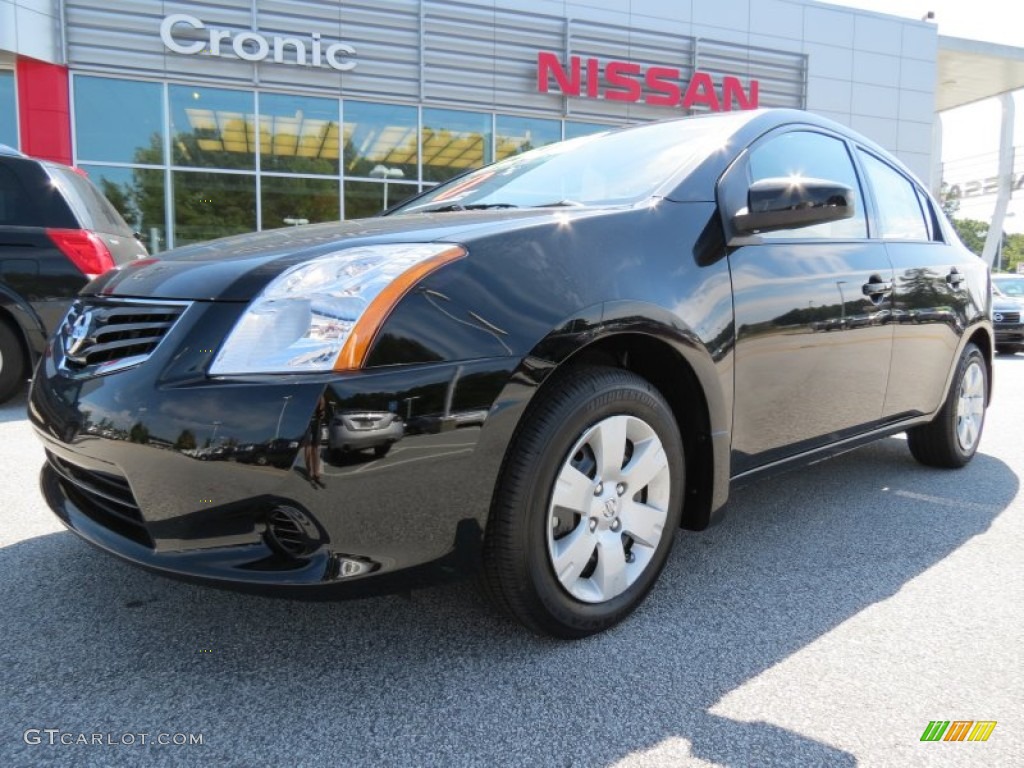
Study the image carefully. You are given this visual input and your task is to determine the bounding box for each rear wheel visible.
[907,343,987,468]
[0,321,26,404]
[481,366,684,638]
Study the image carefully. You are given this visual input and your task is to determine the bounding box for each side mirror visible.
[732,177,855,235]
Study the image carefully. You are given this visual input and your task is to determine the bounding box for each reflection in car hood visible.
[86,208,607,302]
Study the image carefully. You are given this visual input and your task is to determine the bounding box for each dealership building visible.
[2,0,1023,252]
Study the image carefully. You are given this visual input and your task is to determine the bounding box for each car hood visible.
[993,295,1023,312]
[86,209,600,302]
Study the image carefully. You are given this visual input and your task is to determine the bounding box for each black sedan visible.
[29,109,992,638]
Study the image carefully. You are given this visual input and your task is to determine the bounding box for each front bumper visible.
[29,299,521,596]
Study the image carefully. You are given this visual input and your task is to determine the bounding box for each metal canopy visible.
[938,35,1024,112]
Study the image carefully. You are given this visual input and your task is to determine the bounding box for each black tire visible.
[907,343,987,468]
[481,366,685,638]
[0,321,26,404]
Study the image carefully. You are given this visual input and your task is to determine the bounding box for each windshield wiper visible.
[419,203,521,213]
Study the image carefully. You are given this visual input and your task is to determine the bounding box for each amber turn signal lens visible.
[333,245,466,370]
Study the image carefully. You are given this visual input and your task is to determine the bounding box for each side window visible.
[915,186,944,242]
[857,151,929,241]
[0,164,29,226]
[747,131,867,239]
[46,165,131,235]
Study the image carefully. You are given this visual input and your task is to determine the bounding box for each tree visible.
[997,231,1024,273]
[949,218,988,257]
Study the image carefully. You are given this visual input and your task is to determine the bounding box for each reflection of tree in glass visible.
[175,430,197,451]
[129,421,150,444]
[173,172,255,246]
[422,127,487,183]
[345,180,418,220]
[171,119,255,170]
[901,267,943,310]
[98,129,361,246]
[343,123,417,180]
[262,177,339,229]
[496,140,534,162]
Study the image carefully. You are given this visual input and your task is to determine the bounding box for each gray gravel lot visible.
[1,358,1022,767]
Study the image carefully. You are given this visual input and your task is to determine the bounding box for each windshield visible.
[391,112,755,214]
[993,276,1024,298]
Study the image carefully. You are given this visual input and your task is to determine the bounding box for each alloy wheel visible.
[956,359,985,453]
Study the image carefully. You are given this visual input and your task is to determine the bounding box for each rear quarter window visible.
[0,164,31,225]
[45,164,132,235]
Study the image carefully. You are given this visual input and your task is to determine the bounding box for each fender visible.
[488,299,734,525]
[0,284,48,367]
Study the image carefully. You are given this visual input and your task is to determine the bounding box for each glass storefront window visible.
[75,77,164,164]
[262,176,340,230]
[64,74,647,246]
[173,171,255,246]
[345,180,418,220]
[79,164,166,252]
[0,71,16,149]
[343,101,417,181]
[564,121,612,140]
[170,86,256,170]
[421,108,492,183]
[495,115,561,161]
[260,93,340,175]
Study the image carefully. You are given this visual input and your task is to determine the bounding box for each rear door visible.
[723,128,895,475]
[853,149,981,418]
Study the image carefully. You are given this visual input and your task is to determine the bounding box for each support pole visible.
[982,93,1016,268]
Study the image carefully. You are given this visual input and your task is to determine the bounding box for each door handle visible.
[946,268,964,288]
[862,280,893,296]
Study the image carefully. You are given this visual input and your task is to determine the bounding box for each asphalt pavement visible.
[1,358,1021,767]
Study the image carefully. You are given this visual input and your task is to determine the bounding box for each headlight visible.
[209,243,465,374]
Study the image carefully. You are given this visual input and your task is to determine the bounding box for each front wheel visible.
[481,366,684,638]
[907,342,987,468]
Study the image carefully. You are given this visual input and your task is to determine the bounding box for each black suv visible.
[0,146,147,402]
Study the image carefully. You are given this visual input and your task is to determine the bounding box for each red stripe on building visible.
[16,57,72,165]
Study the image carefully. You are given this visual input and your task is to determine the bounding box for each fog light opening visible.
[265,505,321,558]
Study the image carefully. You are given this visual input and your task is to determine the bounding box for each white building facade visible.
[0,0,940,249]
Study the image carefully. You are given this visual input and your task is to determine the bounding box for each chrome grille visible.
[995,311,1020,324]
[59,300,189,375]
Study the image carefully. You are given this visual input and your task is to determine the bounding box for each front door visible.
[723,129,895,475]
